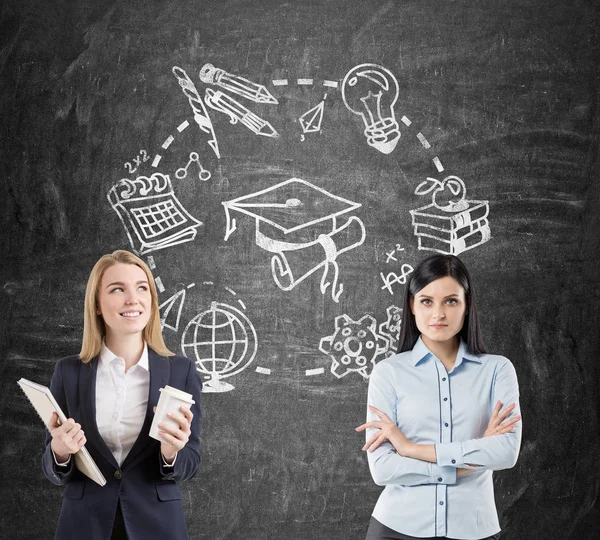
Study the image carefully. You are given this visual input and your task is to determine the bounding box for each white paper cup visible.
[149,385,195,442]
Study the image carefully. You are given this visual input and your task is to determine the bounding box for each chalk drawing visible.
[411,176,491,255]
[272,79,289,86]
[384,243,405,264]
[323,80,339,88]
[319,314,391,380]
[379,306,402,357]
[306,368,325,376]
[380,264,414,295]
[385,250,397,263]
[175,152,211,182]
[161,136,175,150]
[394,112,444,172]
[172,66,221,158]
[297,78,314,86]
[342,64,401,154]
[124,149,150,175]
[181,301,258,393]
[199,63,278,104]
[222,178,365,303]
[417,132,431,149]
[107,172,202,255]
[299,95,326,141]
[146,255,156,270]
[159,284,195,333]
[155,277,165,293]
[255,366,271,375]
[204,89,279,138]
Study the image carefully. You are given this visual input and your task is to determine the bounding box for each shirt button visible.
[438,477,443,482]
[442,377,447,381]
[444,423,449,427]
[439,501,444,506]
[444,398,448,401]
[114,470,122,480]
[451,459,456,464]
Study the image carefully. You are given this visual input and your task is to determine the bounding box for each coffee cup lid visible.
[159,385,195,404]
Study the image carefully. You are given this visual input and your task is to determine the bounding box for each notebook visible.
[17,378,106,486]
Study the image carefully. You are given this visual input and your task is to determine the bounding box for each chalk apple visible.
[432,176,469,211]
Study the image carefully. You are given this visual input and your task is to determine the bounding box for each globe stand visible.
[202,376,235,393]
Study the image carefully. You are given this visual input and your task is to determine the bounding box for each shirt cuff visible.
[161,452,178,467]
[52,450,71,467]
[430,463,457,484]
[435,442,464,467]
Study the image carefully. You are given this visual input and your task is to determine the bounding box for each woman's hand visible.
[484,400,521,437]
[458,401,521,475]
[156,406,193,464]
[355,406,414,455]
[49,412,86,462]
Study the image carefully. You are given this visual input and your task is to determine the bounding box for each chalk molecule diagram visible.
[319,307,402,380]
[108,59,493,389]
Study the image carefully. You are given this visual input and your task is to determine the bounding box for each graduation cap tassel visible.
[318,234,344,303]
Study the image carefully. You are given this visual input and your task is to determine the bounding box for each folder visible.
[17,378,106,486]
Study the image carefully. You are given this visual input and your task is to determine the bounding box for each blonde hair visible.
[79,249,173,362]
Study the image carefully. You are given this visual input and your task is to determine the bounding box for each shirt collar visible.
[412,336,482,367]
[99,342,149,372]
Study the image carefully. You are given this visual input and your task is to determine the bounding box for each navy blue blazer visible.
[42,349,202,540]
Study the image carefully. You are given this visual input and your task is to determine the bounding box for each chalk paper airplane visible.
[222,178,365,302]
[299,96,326,138]
[159,287,188,332]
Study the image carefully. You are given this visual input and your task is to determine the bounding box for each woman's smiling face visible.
[410,276,467,346]
[97,263,152,341]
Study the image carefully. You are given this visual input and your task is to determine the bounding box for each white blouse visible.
[96,343,149,466]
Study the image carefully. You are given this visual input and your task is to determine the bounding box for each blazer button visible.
[114,470,122,480]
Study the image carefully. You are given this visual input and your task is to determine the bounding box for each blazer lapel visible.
[78,357,119,469]
[121,348,170,470]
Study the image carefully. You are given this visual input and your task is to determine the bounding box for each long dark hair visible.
[397,254,487,354]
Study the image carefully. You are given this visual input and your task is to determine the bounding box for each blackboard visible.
[1,0,599,538]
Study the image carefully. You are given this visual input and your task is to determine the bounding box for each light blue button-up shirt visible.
[366,337,522,540]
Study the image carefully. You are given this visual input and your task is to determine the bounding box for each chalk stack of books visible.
[409,200,491,255]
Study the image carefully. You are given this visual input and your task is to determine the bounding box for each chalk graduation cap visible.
[222,178,366,302]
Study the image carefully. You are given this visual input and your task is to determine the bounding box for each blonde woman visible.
[42,250,202,540]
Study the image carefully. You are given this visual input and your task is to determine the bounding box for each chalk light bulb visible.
[341,64,401,155]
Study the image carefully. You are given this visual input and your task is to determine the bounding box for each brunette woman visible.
[357,254,522,540]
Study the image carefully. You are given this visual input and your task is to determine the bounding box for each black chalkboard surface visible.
[1,0,599,538]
